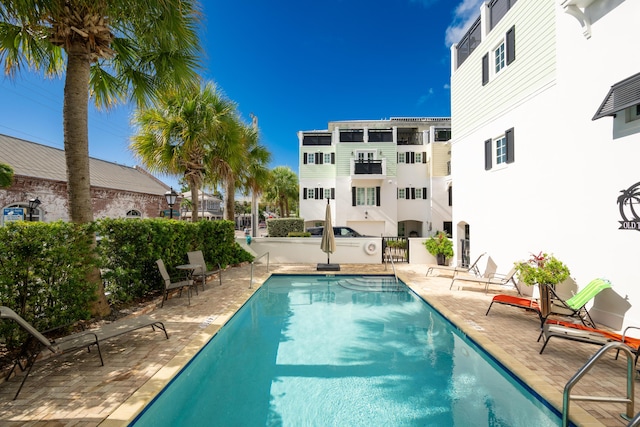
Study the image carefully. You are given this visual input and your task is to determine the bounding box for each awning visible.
[593,72,640,120]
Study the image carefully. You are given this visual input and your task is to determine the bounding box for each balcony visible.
[351,159,386,180]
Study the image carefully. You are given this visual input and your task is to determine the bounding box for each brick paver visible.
[0,262,635,426]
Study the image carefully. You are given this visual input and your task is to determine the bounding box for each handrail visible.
[562,341,635,427]
[249,252,269,289]
[384,247,398,283]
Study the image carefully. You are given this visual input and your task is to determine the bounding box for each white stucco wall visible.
[450,0,640,330]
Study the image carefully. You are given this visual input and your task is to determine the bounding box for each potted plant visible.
[423,231,454,265]
[514,252,571,317]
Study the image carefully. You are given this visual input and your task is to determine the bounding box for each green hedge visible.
[0,219,252,348]
[266,218,304,237]
[95,218,253,304]
[0,221,97,347]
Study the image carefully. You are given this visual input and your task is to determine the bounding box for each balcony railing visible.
[351,159,386,178]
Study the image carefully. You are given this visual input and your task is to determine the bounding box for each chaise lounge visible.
[0,306,168,399]
[426,252,486,277]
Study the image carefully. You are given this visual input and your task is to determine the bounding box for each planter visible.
[436,254,446,265]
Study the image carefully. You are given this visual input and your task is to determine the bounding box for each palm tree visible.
[1,1,201,315]
[131,81,237,222]
[265,166,299,218]
[0,163,14,188]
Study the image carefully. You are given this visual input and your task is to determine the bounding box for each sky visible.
[0,0,483,191]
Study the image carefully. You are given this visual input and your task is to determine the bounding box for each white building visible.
[450,0,639,329]
[298,118,451,239]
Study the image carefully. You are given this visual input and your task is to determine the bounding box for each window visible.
[482,25,515,85]
[434,129,451,141]
[494,42,505,74]
[340,130,364,142]
[302,134,331,146]
[397,188,406,199]
[368,129,393,142]
[495,136,507,165]
[356,151,375,162]
[397,153,405,163]
[627,104,640,123]
[303,152,334,165]
[485,128,515,170]
[126,209,141,219]
[401,187,428,199]
[352,186,380,206]
[303,188,334,200]
[489,0,518,30]
[415,153,423,163]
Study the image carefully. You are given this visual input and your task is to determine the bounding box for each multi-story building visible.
[450,0,639,328]
[298,118,451,238]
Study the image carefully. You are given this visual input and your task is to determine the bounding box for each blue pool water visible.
[131,275,566,426]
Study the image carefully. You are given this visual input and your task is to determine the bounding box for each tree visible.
[0,1,201,316]
[131,81,237,223]
[264,166,299,218]
[241,125,271,235]
[0,163,14,188]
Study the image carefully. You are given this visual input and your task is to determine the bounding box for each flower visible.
[515,252,570,286]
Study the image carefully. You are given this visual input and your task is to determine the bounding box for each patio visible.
[0,262,635,426]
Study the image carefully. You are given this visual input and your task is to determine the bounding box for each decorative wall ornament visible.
[618,181,640,231]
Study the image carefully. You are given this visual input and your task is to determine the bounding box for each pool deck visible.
[0,262,635,426]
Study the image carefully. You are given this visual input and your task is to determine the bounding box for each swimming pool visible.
[131,275,567,426]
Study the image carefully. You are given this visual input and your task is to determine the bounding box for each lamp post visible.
[28,197,41,221]
[164,188,178,219]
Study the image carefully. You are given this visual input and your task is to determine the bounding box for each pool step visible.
[336,276,403,292]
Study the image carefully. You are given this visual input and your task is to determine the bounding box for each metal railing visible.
[384,247,398,283]
[249,252,269,289]
[562,341,635,427]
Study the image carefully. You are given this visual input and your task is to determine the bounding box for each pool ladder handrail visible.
[562,341,635,427]
[249,252,269,289]
[383,247,399,283]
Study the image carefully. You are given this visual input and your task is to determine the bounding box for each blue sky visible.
[0,0,482,190]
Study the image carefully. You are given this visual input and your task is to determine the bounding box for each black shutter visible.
[506,26,516,65]
[484,139,492,170]
[411,187,416,200]
[505,128,515,163]
[410,152,415,164]
[405,152,410,163]
[482,53,489,86]
[397,188,400,199]
[330,188,335,199]
[303,188,307,199]
[316,152,322,164]
[331,153,335,164]
[376,186,381,206]
[423,187,428,199]
[422,152,427,163]
[303,154,307,165]
[405,187,410,198]
[319,187,324,199]
[352,187,356,206]
[314,188,319,199]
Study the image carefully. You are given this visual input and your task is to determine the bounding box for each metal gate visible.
[382,237,409,263]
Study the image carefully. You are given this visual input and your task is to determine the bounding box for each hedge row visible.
[0,219,252,348]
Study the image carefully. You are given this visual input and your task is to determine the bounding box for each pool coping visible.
[100,271,604,427]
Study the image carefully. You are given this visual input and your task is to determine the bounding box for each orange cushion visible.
[546,319,640,350]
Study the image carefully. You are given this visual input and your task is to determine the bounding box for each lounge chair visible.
[544,278,612,328]
[538,319,640,365]
[426,252,486,277]
[485,294,544,326]
[449,256,498,290]
[156,259,193,307]
[187,250,222,290]
[0,306,168,399]
[451,264,519,294]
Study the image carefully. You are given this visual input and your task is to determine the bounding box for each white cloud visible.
[409,0,439,7]
[443,83,450,90]
[417,88,435,106]
[444,0,484,47]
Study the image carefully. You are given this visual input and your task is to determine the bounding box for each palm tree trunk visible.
[64,43,110,317]
[189,180,199,222]
[225,179,235,222]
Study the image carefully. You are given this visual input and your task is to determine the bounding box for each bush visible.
[266,218,304,237]
[423,231,454,258]
[287,231,311,237]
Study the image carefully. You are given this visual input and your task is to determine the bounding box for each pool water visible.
[131,275,566,426]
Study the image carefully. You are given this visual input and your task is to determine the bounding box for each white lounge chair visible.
[427,252,486,277]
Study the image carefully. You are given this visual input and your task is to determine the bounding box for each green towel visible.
[565,278,612,310]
